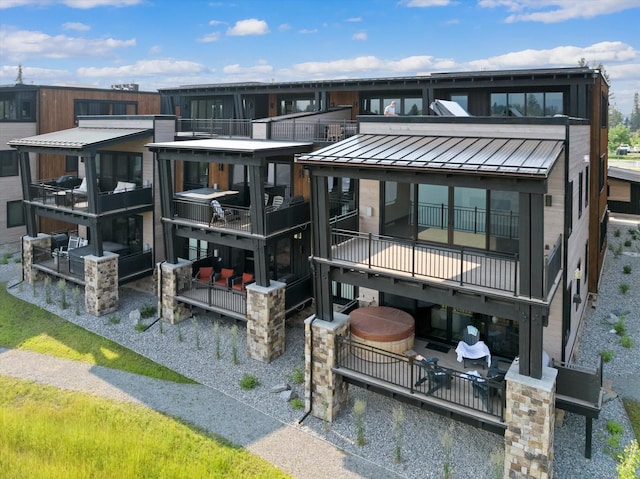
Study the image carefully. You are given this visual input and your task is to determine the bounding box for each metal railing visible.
[330,229,519,295]
[172,199,251,233]
[269,119,357,143]
[336,337,505,421]
[182,279,247,316]
[417,202,519,239]
[176,118,252,138]
[118,250,153,280]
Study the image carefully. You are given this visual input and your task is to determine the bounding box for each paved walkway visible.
[0,347,403,479]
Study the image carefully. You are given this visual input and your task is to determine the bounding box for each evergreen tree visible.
[609,103,624,128]
[629,92,640,132]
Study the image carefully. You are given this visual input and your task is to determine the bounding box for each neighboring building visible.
[608,166,640,215]
[9,115,175,315]
[0,84,160,246]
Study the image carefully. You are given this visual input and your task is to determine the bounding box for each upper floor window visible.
[0,91,37,121]
[7,199,25,228]
[190,98,224,119]
[74,100,137,122]
[490,92,563,117]
[362,96,422,115]
[96,151,142,191]
[279,97,316,115]
[65,155,79,173]
[0,150,19,177]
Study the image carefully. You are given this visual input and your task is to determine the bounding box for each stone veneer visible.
[160,260,192,324]
[84,252,119,316]
[22,234,51,285]
[245,281,286,362]
[504,360,558,479]
[304,313,350,422]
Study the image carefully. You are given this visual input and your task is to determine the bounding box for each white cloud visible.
[198,32,221,43]
[478,0,640,23]
[223,60,273,75]
[282,55,435,78]
[62,22,90,31]
[401,0,451,7]
[346,17,362,22]
[0,0,143,8]
[226,18,269,36]
[0,64,72,83]
[278,23,292,31]
[148,45,162,54]
[0,28,135,61]
[209,19,224,26]
[77,58,206,78]
[299,28,318,34]
[352,32,367,41]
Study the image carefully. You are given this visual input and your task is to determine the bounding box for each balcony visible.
[171,196,310,236]
[176,118,252,138]
[29,181,153,214]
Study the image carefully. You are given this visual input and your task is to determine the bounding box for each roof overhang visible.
[8,127,152,155]
[297,133,564,179]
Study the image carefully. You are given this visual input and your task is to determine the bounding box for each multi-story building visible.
[0,83,160,246]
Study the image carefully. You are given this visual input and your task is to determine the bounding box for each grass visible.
[239,374,259,390]
[0,282,194,384]
[0,376,289,479]
[624,399,640,441]
[289,367,305,385]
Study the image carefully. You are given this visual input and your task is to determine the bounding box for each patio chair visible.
[326,124,344,142]
[209,200,240,226]
[213,268,235,288]
[59,236,80,258]
[231,272,254,293]
[194,266,214,286]
[414,356,453,395]
[271,195,284,210]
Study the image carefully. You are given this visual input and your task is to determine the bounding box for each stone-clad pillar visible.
[84,252,119,316]
[160,260,192,324]
[304,313,350,422]
[504,360,558,479]
[22,234,51,285]
[246,281,286,362]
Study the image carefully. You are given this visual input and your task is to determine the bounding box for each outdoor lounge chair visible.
[213,268,234,288]
[194,266,214,285]
[414,356,453,395]
[231,272,254,293]
[209,199,240,226]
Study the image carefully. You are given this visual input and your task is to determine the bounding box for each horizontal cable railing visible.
[335,337,505,421]
[330,229,519,294]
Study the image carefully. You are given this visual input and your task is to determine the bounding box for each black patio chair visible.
[414,357,453,395]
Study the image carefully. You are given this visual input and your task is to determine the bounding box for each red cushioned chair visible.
[214,268,234,288]
[194,267,214,285]
[232,272,254,293]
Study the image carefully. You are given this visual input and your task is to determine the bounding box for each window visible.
[567,180,574,235]
[190,98,224,119]
[278,96,317,114]
[585,166,589,206]
[267,162,292,197]
[74,100,137,122]
[490,92,564,116]
[362,95,422,115]
[450,95,468,112]
[7,199,25,228]
[65,155,78,173]
[0,91,36,121]
[96,151,142,191]
[578,172,583,218]
[0,150,19,177]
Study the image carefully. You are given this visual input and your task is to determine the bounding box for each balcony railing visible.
[269,119,357,143]
[329,229,520,295]
[176,118,252,138]
[545,234,563,295]
[336,337,505,421]
[179,280,247,317]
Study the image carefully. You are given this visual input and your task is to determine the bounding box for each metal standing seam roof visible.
[146,138,314,154]
[297,134,565,177]
[8,127,151,150]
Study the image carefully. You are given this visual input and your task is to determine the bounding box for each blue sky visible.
[1,0,639,115]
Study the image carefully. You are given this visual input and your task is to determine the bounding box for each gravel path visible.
[1,215,638,479]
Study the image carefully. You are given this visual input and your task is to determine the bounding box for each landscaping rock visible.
[271,383,291,393]
[279,389,297,401]
[129,309,141,325]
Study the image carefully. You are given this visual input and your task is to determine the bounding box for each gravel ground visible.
[1,216,638,479]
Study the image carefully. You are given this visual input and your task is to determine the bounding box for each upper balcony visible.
[29,178,153,215]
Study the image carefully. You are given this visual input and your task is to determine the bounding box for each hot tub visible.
[349,306,415,359]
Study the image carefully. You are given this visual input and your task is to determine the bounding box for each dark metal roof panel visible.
[298,134,564,177]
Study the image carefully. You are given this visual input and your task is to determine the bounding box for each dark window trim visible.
[7,199,25,228]
[0,150,19,177]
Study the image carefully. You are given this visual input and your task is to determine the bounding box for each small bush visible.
[620,336,634,348]
[614,320,627,336]
[617,439,640,479]
[290,398,304,410]
[353,399,367,447]
[134,323,147,332]
[613,228,621,237]
[624,240,632,247]
[0,253,10,265]
[290,367,305,385]
[609,244,623,258]
[619,283,630,294]
[606,420,625,458]
[140,304,157,319]
[608,421,625,436]
[623,265,632,274]
[601,350,614,362]
[239,374,259,390]
[107,315,120,325]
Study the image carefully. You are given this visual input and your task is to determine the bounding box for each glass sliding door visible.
[417,184,448,243]
[453,187,487,248]
[382,181,414,239]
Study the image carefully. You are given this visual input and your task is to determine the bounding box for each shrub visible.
[352,399,367,447]
[231,324,239,364]
[606,420,625,458]
[57,279,67,309]
[107,315,120,325]
[613,228,621,237]
[213,320,221,360]
[44,276,52,304]
[619,283,630,294]
[290,398,304,410]
[239,374,259,390]
[620,336,634,348]
[601,350,614,362]
[290,367,305,385]
[617,439,640,479]
[624,240,632,247]
[623,265,632,274]
[609,244,623,258]
[392,406,405,463]
[140,304,157,319]
[614,320,627,336]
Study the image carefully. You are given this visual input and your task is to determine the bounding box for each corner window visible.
[7,199,25,228]
[65,155,79,173]
[0,150,19,177]
[490,92,563,117]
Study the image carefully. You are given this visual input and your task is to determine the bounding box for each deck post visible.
[84,252,119,317]
[160,259,192,323]
[245,280,286,362]
[22,234,51,285]
[304,313,350,422]
[504,359,557,479]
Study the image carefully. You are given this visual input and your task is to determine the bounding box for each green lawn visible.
[0,376,289,479]
[624,399,640,441]
[0,282,194,383]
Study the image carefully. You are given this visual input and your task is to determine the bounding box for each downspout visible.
[7,235,27,289]
[297,254,317,425]
[143,260,165,332]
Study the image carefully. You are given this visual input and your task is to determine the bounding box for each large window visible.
[7,199,25,228]
[267,162,292,198]
[190,98,224,119]
[100,215,142,253]
[183,161,208,190]
[362,96,422,115]
[0,150,19,177]
[74,100,137,122]
[96,151,142,192]
[278,96,316,114]
[490,92,563,117]
[0,91,36,121]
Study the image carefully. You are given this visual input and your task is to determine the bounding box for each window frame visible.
[7,199,25,228]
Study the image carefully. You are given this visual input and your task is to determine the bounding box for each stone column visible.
[504,360,558,479]
[246,281,286,362]
[160,260,192,324]
[304,313,350,422]
[22,234,51,285]
[84,252,119,316]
